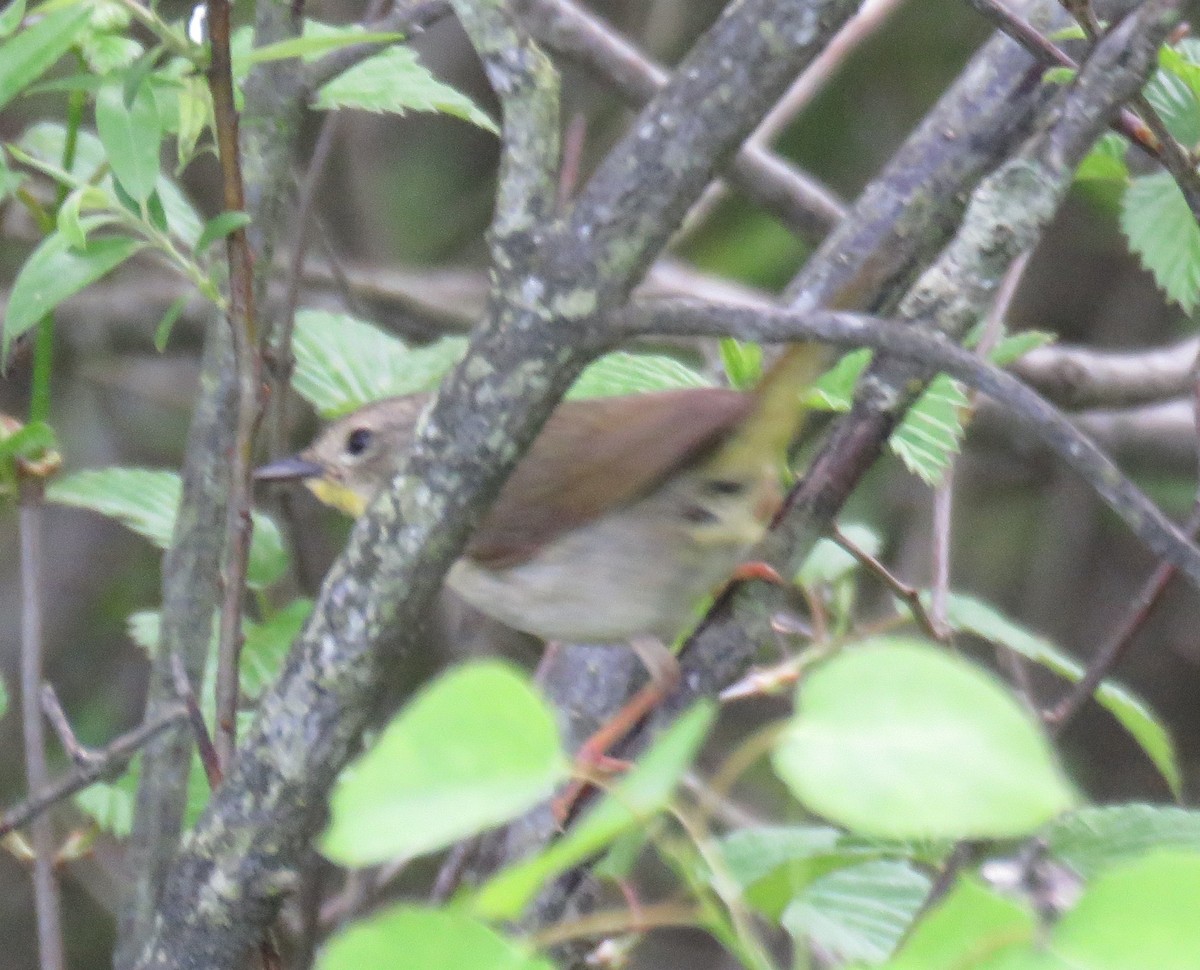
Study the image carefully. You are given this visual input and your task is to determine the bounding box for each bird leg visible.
[551,636,680,826]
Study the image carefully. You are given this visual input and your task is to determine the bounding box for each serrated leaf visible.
[4,231,143,362]
[566,350,712,400]
[1047,805,1200,879]
[48,467,180,546]
[195,210,251,255]
[773,639,1077,840]
[322,661,566,866]
[890,375,968,486]
[318,906,553,970]
[1121,171,1200,313]
[0,2,92,112]
[291,309,465,416]
[315,45,497,133]
[472,702,715,920]
[939,592,1180,797]
[782,860,931,965]
[1144,67,1200,147]
[96,81,163,204]
[47,467,289,589]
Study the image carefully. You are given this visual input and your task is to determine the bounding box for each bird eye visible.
[345,427,373,457]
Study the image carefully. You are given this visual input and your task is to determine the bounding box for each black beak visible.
[253,455,324,482]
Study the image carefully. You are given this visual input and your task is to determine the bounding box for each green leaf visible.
[236,29,404,72]
[80,31,143,73]
[719,337,763,388]
[0,418,56,465]
[0,671,7,718]
[318,906,553,970]
[48,467,179,546]
[74,777,136,836]
[773,638,1077,840]
[797,523,881,587]
[1047,805,1200,879]
[95,80,164,204]
[880,877,1037,970]
[988,330,1055,367]
[322,661,566,867]
[1121,171,1200,313]
[473,702,715,920]
[47,467,288,589]
[0,2,92,112]
[0,0,26,37]
[806,352,967,483]
[1075,134,1129,184]
[195,210,252,255]
[246,511,288,589]
[782,860,931,965]
[4,230,143,362]
[808,348,869,411]
[1042,66,1076,85]
[241,599,312,697]
[153,294,189,352]
[291,309,466,416]
[1145,60,1200,147]
[1160,42,1200,102]
[1050,851,1200,970]
[566,351,712,400]
[719,825,846,889]
[126,609,160,653]
[939,592,1180,797]
[890,375,968,486]
[315,45,498,134]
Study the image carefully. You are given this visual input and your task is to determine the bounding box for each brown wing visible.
[465,387,754,567]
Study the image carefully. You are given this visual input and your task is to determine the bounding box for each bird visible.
[256,343,822,810]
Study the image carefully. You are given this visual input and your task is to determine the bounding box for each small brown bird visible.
[257,344,822,798]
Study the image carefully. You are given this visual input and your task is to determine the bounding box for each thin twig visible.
[170,655,223,790]
[0,705,188,838]
[18,477,65,970]
[207,0,263,771]
[1047,500,1200,736]
[41,684,100,768]
[526,902,704,950]
[832,525,947,642]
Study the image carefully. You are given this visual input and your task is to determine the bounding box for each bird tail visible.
[708,343,825,475]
